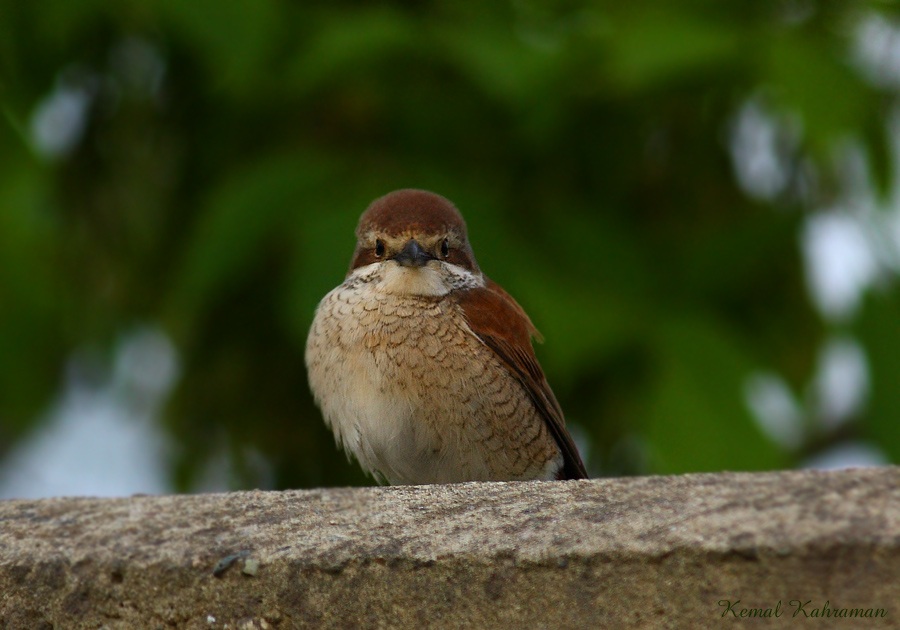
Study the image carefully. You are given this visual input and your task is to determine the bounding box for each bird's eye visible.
[375,239,385,257]
[440,238,450,258]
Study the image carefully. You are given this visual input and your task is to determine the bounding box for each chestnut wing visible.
[456,280,588,480]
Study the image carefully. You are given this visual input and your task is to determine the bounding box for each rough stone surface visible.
[0,468,898,629]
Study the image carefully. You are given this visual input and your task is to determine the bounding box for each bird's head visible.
[349,189,483,296]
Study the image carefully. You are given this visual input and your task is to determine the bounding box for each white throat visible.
[352,261,484,297]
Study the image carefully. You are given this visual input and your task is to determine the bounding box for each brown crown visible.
[356,189,469,240]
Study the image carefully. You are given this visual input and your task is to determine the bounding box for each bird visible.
[305,189,588,485]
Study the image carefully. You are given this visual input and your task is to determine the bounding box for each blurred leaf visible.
[0,140,63,432]
[168,153,339,336]
[682,210,800,295]
[437,21,564,107]
[644,316,784,473]
[764,32,872,154]
[156,0,280,94]
[857,289,900,463]
[496,208,652,384]
[605,7,742,90]
[861,110,893,200]
[284,186,372,346]
[286,8,417,94]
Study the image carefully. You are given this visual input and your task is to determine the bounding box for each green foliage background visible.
[1,1,898,490]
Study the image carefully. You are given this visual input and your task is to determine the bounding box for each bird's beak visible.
[392,239,434,268]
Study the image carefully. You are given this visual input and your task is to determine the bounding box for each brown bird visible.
[305,189,588,485]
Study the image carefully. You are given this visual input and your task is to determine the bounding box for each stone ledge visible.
[1,467,898,628]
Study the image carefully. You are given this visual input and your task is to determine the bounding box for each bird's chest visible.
[308,285,482,481]
[329,287,458,385]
